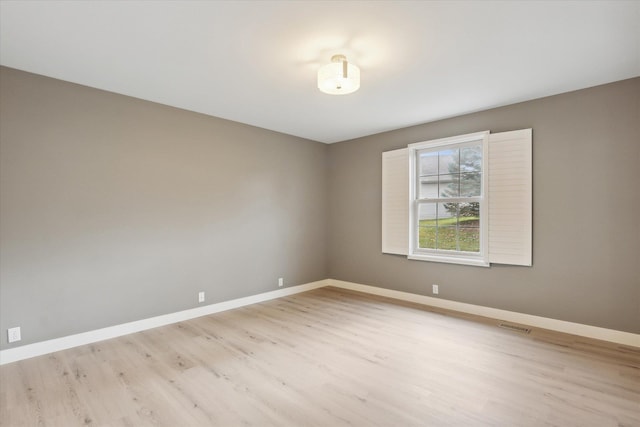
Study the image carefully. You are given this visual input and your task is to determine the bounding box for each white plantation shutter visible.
[382,148,409,255]
[488,129,532,266]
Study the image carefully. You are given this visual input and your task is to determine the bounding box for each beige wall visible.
[327,77,640,334]
[0,67,328,349]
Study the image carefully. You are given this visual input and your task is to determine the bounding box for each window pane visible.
[418,203,437,222]
[418,203,437,249]
[439,174,459,198]
[460,172,481,197]
[459,207,480,253]
[459,202,480,220]
[419,151,438,176]
[437,203,457,250]
[437,202,457,222]
[437,226,458,250]
[439,148,459,174]
[419,226,437,249]
[459,227,480,252]
[460,145,482,172]
[419,175,438,199]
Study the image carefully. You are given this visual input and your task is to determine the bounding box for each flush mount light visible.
[317,54,360,95]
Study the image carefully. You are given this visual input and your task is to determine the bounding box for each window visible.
[409,132,489,266]
[382,129,532,267]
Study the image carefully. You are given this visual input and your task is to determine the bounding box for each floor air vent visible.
[498,323,531,334]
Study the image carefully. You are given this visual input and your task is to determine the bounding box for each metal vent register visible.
[498,323,532,334]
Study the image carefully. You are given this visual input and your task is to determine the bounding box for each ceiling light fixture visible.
[317,54,360,95]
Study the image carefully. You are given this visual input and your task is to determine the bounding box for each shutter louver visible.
[488,129,532,266]
[382,148,409,255]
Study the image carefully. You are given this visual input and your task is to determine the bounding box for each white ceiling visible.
[1,1,638,143]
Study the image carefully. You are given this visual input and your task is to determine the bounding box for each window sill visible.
[408,254,490,267]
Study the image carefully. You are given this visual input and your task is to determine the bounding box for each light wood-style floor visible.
[1,287,639,426]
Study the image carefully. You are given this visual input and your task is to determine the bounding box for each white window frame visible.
[408,131,490,267]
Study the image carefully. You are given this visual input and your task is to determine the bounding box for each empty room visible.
[0,1,638,426]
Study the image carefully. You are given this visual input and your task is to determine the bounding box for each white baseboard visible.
[327,279,640,348]
[2,277,637,365]
[0,279,329,365]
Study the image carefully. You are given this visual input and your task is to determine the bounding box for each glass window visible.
[410,132,488,265]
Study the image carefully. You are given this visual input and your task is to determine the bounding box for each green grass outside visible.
[419,216,479,252]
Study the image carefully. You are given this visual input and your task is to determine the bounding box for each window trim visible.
[408,131,490,267]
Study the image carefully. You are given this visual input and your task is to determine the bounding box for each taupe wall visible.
[327,77,640,334]
[0,67,328,349]
[1,67,638,353]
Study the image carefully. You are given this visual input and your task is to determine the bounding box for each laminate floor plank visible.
[1,287,638,426]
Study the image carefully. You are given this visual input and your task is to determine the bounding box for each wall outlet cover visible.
[8,327,21,343]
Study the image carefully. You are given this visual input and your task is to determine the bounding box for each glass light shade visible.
[317,58,360,95]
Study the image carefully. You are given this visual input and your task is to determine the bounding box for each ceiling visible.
[1,1,638,144]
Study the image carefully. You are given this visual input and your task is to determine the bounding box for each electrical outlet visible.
[198,291,205,303]
[432,284,439,295]
[278,277,283,287]
[7,327,21,343]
